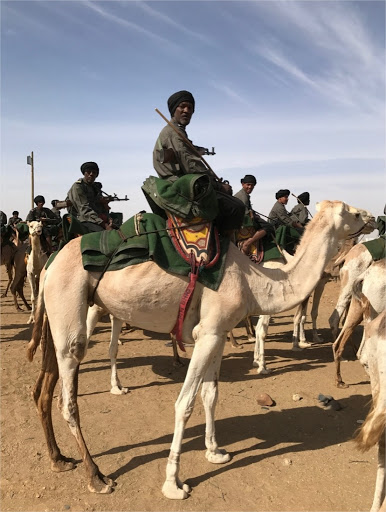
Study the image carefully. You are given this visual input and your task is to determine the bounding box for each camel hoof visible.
[336,382,349,389]
[117,339,123,346]
[231,343,243,349]
[51,457,76,472]
[291,346,303,352]
[162,480,190,500]
[256,367,271,375]
[0,293,6,298]
[88,472,116,494]
[27,317,34,325]
[205,448,231,464]
[110,386,130,395]
[248,336,255,342]
[298,341,312,349]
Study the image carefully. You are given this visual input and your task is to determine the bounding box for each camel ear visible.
[27,221,31,227]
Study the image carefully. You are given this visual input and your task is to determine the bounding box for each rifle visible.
[53,194,129,211]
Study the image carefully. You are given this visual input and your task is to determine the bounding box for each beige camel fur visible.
[27,221,48,324]
[27,201,374,499]
[252,239,365,374]
[332,259,385,388]
[86,305,184,395]
[1,241,30,311]
[355,306,386,512]
[329,242,374,339]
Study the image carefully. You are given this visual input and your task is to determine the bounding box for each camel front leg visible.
[109,316,128,394]
[201,338,230,464]
[253,315,271,374]
[162,332,227,500]
[292,299,311,350]
[370,436,385,512]
[27,274,37,324]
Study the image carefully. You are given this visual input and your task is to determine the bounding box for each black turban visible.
[241,174,257,185]
[81,162,99,175]
[34,195,45,205]
[297,192,310,205]
[168,90,195,117]
[275,189,290,200]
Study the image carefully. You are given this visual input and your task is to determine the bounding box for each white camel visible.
[355,306,385,512]
[27,200,373,499]
[332,259,385,388]
[27,221,48,324]
[252,239,368,374]
[329,242,375,339]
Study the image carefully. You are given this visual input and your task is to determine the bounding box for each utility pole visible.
[27,152,34,209]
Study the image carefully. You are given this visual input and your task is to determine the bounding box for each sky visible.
[1,0,385,239]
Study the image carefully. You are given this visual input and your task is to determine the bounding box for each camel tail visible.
[26,287,45,362]
[354,393,386,451]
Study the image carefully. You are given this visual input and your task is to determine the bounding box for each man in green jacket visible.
[153,90,244,236]
[67,162,112,232]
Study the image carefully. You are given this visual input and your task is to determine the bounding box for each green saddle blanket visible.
[363,235,385,261]
[262,225,302,261]
[80,212,229,291]
[142,174,219,221]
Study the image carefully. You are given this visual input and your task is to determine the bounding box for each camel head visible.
[27,220,43,237]
[315,201,375,238]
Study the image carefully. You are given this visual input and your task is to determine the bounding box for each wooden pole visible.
[31,151,34,209]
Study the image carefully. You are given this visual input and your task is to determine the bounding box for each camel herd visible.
[0,202,384,510]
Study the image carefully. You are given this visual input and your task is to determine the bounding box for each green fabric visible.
[376,216,386,236]
[0,222,29,247]
[363,235,386,261]
[142,174,219,221]
[79,212,229,291]
[262,225,303,262]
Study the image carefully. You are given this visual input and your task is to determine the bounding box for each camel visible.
[252,238,361,374]
[329,242,374,339]
[1,241,30,311]
[355,306,386,512]
[332,259,385,388]
[27,200,374,498]
[26,221,49,324]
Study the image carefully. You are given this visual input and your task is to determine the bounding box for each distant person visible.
[51,200,62,219]
[67,162,112,232]
[153,90,244,236]
[268,189,303,230]
[8,211,22,227]
[0,211,7,227]
[234,174,273,255]
[290,192,311,226]
[26,195,60,253]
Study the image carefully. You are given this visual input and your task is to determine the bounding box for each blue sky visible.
[1,0,385,236]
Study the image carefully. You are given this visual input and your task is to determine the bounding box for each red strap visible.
[171,254,200,350]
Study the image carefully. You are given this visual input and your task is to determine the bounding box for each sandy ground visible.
[0,269,376,512]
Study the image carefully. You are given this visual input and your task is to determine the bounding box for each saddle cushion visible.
[363,235,385,261]
[79,212,229,291]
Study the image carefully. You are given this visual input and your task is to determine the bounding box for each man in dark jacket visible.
[234,174,274,255]
[290,192,311,226]
[26,196,61,253]
[268,189,303,230]
[67,162,111,232]
[153,90,244,236]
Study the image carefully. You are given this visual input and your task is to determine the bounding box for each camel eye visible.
[355,213,360,219]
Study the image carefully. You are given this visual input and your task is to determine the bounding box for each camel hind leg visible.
[253,315,271,374]
[32,316,76,472]
[55,333,116,493]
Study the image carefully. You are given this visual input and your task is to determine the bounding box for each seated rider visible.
[290,192,311,226]
[234,174,274,257]
[153,90,245,237]
[26,195,61,254]
[67,162,112,233]
[8,211,23,227]
[268,189,304,231]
